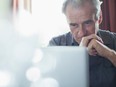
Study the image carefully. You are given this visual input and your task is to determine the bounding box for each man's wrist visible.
[106,49,116,67]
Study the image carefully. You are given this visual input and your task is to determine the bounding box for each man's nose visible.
[78,25,86,37]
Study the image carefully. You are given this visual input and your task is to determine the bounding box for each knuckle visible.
[82,36,87,40]
[91,39,96,42]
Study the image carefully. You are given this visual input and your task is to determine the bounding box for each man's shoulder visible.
[49,32,73,46]
[98,29,116,50]
[98,29,116,35]
[98,29,116,40]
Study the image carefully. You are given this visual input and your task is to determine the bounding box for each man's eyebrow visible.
[69,23,78,26]
[83,20,93,24]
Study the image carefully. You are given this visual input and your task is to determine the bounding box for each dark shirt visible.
[49,29,116,87]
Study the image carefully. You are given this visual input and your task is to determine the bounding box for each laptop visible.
[33,46,89,87]
[0,46,89,87]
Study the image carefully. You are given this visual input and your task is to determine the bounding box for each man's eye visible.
[70,24,78,29]
[69,23,78,28]
[70,24,76,26]
[85,20,93,25]
[86,22,90,24]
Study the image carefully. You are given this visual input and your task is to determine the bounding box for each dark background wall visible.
[100,0,116,33]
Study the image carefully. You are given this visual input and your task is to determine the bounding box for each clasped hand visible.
[79,34,111,58]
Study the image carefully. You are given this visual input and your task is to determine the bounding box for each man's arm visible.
[106,49,116,67]
[80,34,116,67]
[88,39,116,67]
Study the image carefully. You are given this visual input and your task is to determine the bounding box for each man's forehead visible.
[66,9,95,23]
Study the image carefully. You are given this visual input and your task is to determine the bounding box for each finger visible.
[87,34,103,44]
[80,34,97,46]
[92,49,98,56]
[87,48,97,56]
[87,48,98,56]
[87,39,98,56]
[80,34,103,47]
[80,37,90,47]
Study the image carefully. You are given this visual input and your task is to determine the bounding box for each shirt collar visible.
[68,32,79,46]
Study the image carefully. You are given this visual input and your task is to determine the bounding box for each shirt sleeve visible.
[48,38,60,46]
[112,32,116,51]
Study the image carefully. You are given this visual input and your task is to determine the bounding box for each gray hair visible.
[62,0,103,19]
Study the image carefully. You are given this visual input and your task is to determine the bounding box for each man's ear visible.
[98,10,103,24]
